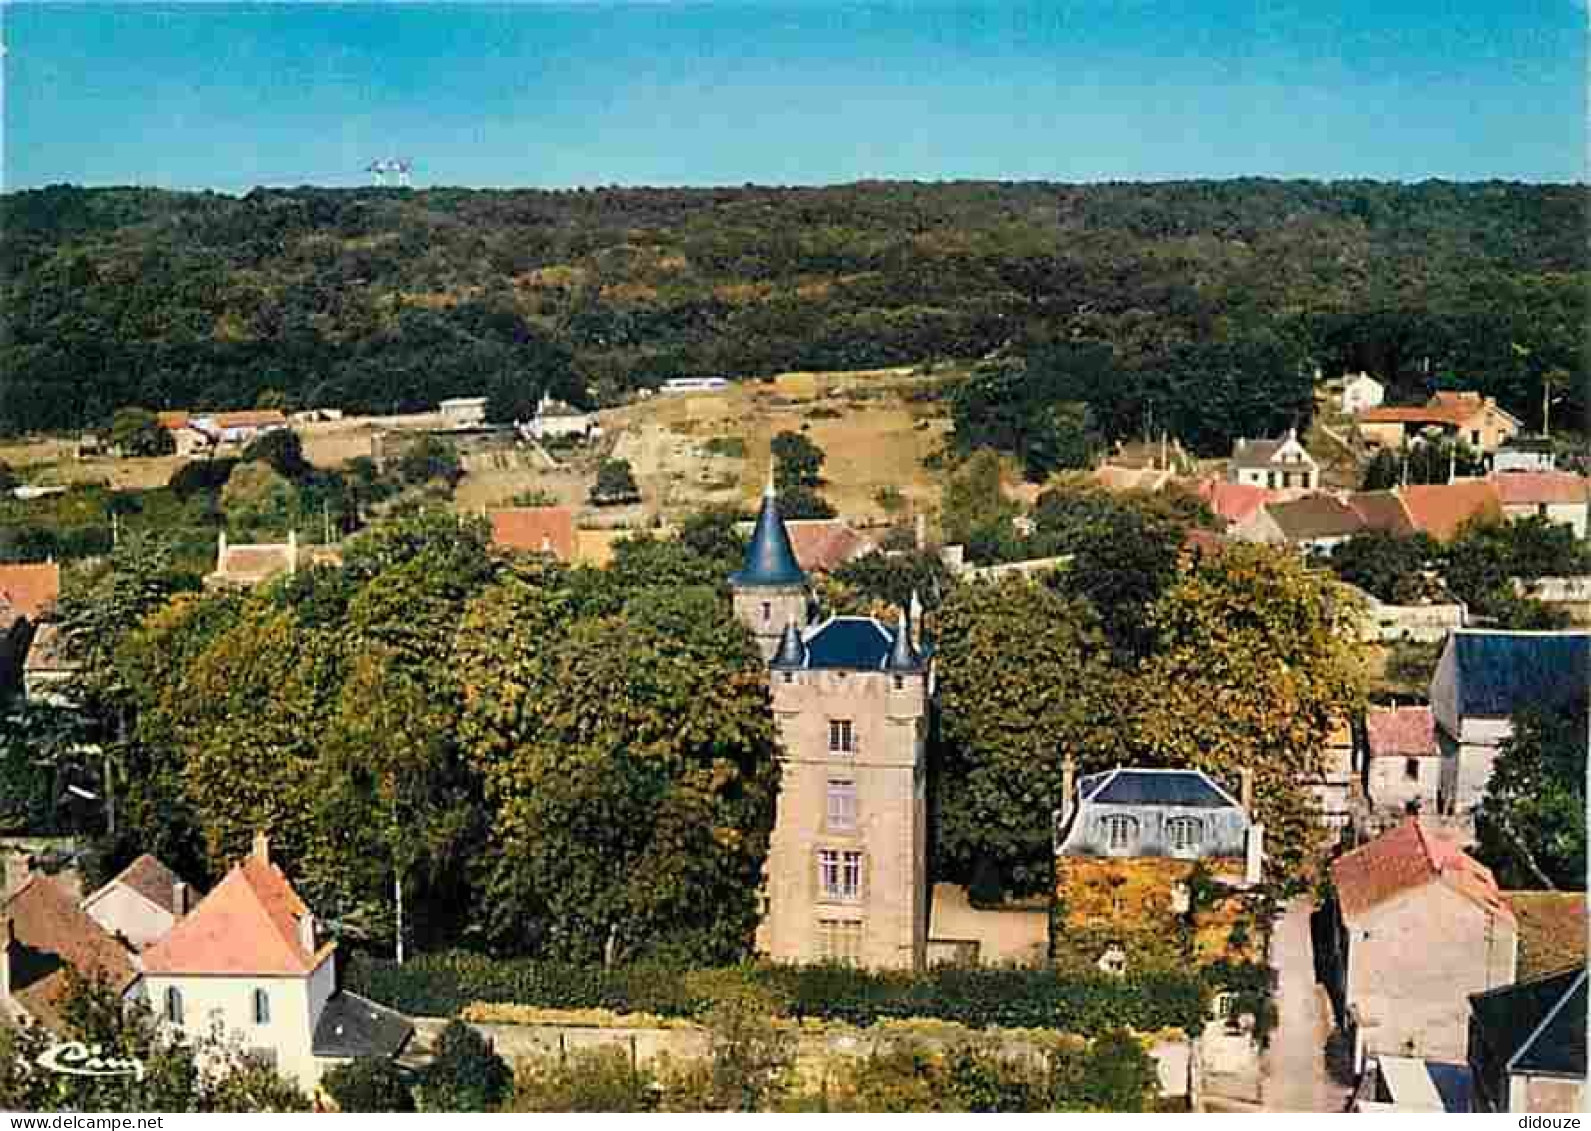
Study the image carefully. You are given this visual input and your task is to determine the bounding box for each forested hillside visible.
[1,179,1583,438]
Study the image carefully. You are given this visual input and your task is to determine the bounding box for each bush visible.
[345,953,1212,1038]
[241,429,311,479]
[168,457,240,500]
[702,436,747,458]
[590,458,641,505]
[424,1019,513,1112]
[109,407,175,457]
[508,1046,658,1112]
[322,1058,415,1112]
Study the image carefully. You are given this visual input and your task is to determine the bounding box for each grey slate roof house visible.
[1468,966,1587,1113]
[1429,629,1591,818]
[1054,768,1256,868]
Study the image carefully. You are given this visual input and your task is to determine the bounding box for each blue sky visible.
[3,1,1585,192]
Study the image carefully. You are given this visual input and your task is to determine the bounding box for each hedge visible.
[345,951,1213,1037]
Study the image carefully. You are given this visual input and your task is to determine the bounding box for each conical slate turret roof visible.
[771,620,807,669]
[885,607,923,672]
[729,472,806,588]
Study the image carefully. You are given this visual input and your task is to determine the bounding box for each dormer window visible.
[1166,816,1204,853]
[1102,815,1138,852]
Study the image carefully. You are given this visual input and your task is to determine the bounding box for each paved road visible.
[1262,897,1353,1112]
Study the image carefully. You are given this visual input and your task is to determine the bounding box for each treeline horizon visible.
[2,178,1584,438]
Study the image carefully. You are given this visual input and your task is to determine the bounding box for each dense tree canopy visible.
[1475,700,1588,891]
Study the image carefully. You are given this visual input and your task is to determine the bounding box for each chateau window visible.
[827,780,857,832]
[815,919,863,965]
[893,674,904,691]
[819,849,863,901]
[781,670,794,684]
[253,988,271,1025]
[1101,815,1138,853]
[164,986,184,1026]
[1166,816,1204,853]
[1404,758,1420,781]
[761,602,771,623]
[829,719,855,755]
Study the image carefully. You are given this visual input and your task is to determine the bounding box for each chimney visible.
[1245,824,1265,886]
[1239,768,1254,814]
[172,880,190,918]
[1057,756,1077,837]
[252,830,270,865]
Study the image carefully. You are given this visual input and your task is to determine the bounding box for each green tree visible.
[241,428,311,479]
[1129,544,1369,887]
[770,431,826,489]
[323,1058,416,1112]
[455,578,781,961]
[1474,701,1587,891]
[508,1046,656,1112]
[590,458,641,505]
[679,504,749,570]
[940,449,1019,564]
[1360,448,1401,491]
[109,407,175,457]
[1326,531,1440,604]
[701,986,796,1112]
[933,576,1115,895]
[425,1020,514,1111]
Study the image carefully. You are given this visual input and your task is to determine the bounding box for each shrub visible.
[168,457,240,500]
[507,1046,657,1113]
[241,429,310,479]
[345,954,1212,1038]
[702,436,747,458]
[109,407,175,457]
[424,1019,513,1112]
[322,1058,415,1112]
[590,458,641,505]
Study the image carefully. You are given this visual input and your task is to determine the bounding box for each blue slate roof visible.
[1452,631,1591,719]
[729,487,806,588]
[1470,967,1587,1079]
[804,617,894,670]
[1079,769,1239,809]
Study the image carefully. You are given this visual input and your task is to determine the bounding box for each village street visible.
[1261,898,1353,1112]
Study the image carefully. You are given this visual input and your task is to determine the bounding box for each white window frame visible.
[826,780,857,832]
[816,918,863,965]
[1101,814,1138,853]
[828,718,855,755]
[818,849,863,901]
[1166,816,1203,854]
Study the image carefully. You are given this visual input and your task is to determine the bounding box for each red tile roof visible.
[1492,472,1590,507]
[1366,706,1438,758]
[98,853,186,916]
[1195,479,1276,527]
[1346,491,1417,537]
[157,411,191,430]
[0,563,61,622]
[1331,818,1513,927]
[785,520,875,573]
[212,410,288,429]
[490,507,577,562]
[1397,481,1504,542]
[142,848,330,976]
[3,874,137,1030]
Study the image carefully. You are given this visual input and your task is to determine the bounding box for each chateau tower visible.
[729,472,810,661]
[731,488,931,971]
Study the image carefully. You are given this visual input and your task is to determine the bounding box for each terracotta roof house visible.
[1493,436,1557,474]
[0,873,140,1031]
[1430,629,1590,818]
[1345,491,1418,538]
[1324,819,1517,1063]
[0,563,60,623]
[81,853,195,951]
[489,506,577,562]
[161,410,290,457]
[1468,966,1587,1113]
[1396,480,1504,543]
[1491,472,1590,539]
[1194,478,1280,541]
[1357,392,1522,454]
[1363,706,1440,816]
[142,833,411,1089]
[784,519,877,574]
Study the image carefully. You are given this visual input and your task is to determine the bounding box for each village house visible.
[159,410,290,457]
[1490,471,1590,539]
[1492,436,1557,474]
[81,853,195,951]
[0,562,61,701]
[519,391,600,442]
[731,479,931,971]
[0,872,141,1031]
[489,506,578,563]
[1256,494,1364,553]
[1226,429,1319,492]
[1323,818,1517,1064]
[437,397,488,428]
[1362,706,1441,818]
[1338,372,1386,416]
[732,516,879,576]
[140,833,412,1090]
[1355,392,1522,455]
[1468,966,1587,1113]
[1395,480,1504,543]
[1429,628,1591,819]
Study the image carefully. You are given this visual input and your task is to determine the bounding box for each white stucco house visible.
[1227,429,1319,492]
[81,853,194,951]
[1339,372,1386,415]
[140,833,412,1091]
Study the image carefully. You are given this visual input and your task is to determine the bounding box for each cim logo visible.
[35,1042,146,1083]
